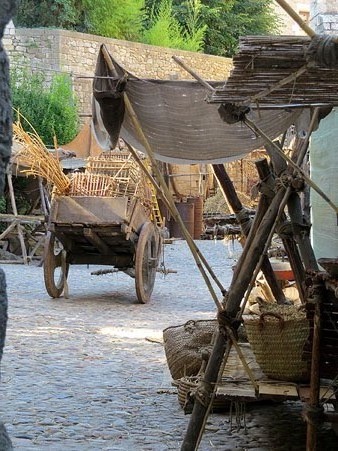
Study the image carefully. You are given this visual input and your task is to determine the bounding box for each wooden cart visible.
[43,187,162,304]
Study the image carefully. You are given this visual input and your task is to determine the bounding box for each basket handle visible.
[258,312,285,331]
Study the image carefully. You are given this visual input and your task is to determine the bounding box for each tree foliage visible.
[15,0,280,57]
[145,0,280,56]
[11,69,79,146]
[15,0,81,29]
[82,0,144,41]
[142,0,206,52]
[202,0,281,57]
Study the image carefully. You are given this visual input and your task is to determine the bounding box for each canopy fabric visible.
[93,45,301,164]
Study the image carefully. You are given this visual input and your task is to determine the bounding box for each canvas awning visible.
[93,45,301,164]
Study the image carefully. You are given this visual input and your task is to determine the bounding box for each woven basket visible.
[244,310,310,382]
[177,375,230,413]
[177,343,260,413]
[163,319,217,380]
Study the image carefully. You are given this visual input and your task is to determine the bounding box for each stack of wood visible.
[208,35,338,107]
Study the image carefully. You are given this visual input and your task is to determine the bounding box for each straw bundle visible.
[13,121,70,195]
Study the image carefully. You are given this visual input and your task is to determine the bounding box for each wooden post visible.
[182,184,289,450]
[287,192,318,271]
[212,163,286,304]
[306,279,323,450]
[7,170,28,264]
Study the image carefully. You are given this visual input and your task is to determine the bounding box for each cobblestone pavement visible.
[0,240,337,450]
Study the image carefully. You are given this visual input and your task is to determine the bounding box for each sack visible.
[244,308,310,382]
[163,319,217,380]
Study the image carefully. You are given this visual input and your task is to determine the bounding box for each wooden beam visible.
[0,213,44,223]
[306,280,323,451]
[83,228,111,255]
[212,162,286,304]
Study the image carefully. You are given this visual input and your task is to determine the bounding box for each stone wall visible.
[310,0,338,33]
[3,28,232,119]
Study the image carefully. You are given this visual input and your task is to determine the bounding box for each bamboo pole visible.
[100,46,226,310]
[125,139,227,297]
[274,0,316,38]
[172,56,216,91]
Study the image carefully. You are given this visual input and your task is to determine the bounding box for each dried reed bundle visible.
[13,121,70,195]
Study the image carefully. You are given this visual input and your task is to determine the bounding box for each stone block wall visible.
[4,28,232,119]
[310,0,338,33]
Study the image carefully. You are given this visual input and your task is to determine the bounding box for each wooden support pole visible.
[100,45,227,308]
[244,118,338,217]
[287,192,318,271]
[182,185,288,450]
[306,280,323,451]
[6,171,28,264]
[274,0,316,38]
[212,163,286,304]
[125,140,226,298]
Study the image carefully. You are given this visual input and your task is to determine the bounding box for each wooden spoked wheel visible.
[43,231,69,298]
[135,222,160,304]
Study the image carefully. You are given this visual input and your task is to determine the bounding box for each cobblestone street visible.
[0,240,337,450]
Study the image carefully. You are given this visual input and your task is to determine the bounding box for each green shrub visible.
[11,69,79,147]
[142,0,206,52]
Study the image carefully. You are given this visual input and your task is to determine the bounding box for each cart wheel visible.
[43,231,69,298]
[135,222,160,304]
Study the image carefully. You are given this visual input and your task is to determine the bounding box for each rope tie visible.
[276,221,293,238]
[275,173,291,190]
[236,207,252,236]
[255,180,276,198]
[306,35,338,68]
[217,310,241,340]
[194,379,213,408]
[218,103,250,124]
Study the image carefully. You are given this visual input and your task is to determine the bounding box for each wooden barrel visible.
[170,201,195,238]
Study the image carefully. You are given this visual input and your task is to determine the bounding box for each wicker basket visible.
[244,309,310,382]
[163,319,217,380]
[177,375,230,413]
[177,343,260,413]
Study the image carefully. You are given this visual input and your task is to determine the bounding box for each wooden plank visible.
[217,383,256,399]
[298,385,335,402]
[52,196,129,224]
[0,213,44,223]
[258,381,298,398]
